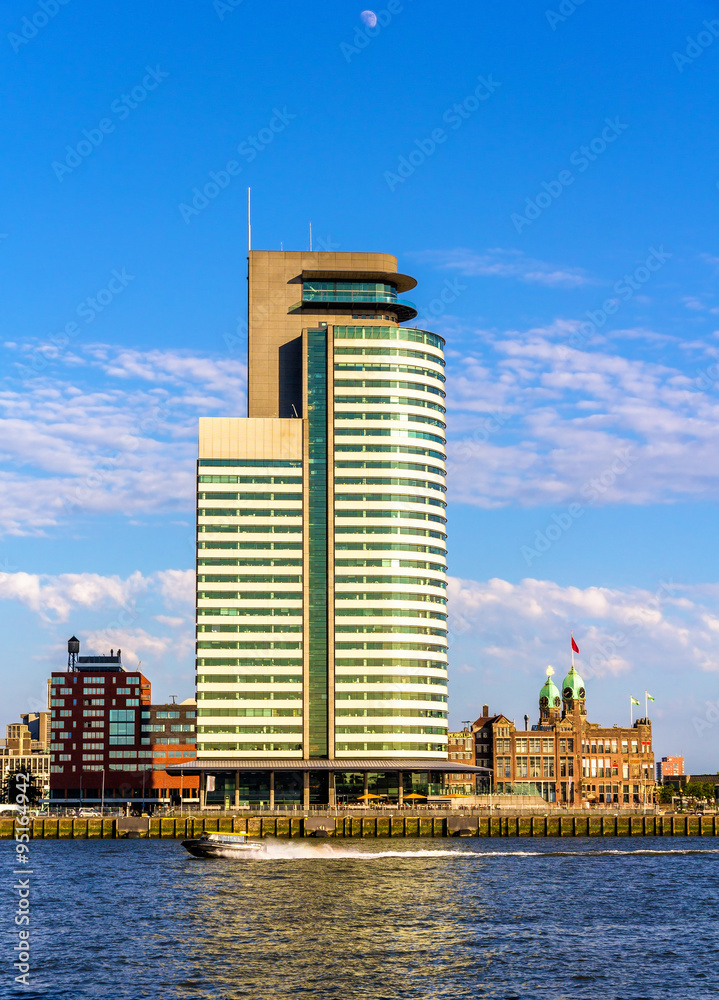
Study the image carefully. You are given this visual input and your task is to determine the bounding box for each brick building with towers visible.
[472,658,655,807]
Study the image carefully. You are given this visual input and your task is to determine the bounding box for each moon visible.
[361,10,378,27]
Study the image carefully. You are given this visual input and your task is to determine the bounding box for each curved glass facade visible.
[196,256,449,766]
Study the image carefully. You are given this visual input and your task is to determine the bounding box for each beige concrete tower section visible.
[198,416,302,460]
[247,250,406,418]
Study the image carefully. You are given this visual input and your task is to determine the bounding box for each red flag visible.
[571,636,579,654]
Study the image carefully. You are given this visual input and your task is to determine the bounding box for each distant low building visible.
[146,699,199,806]
[0,720,51,798]
[470,666,655,807]
[656,755,684,782]
[445,728,476,794]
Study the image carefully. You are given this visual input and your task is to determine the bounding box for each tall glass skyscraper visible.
[193,251,460,803]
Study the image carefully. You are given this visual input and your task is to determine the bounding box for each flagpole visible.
[645,690,647,720]
[571,633,575,669]
[630,695,633,727]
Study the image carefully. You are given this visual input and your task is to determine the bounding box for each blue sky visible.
[2,0,719,769]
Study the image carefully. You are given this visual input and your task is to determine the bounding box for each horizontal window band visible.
[335,575,446,588]
[198,624,303,633]
[336,726,447,735]
[334,346,445,367]
[198,560,302,567]
[197,641,302,649]
[197,693,302,701]
[197,708,302,717]
[198,609,303,617]
[333,326,445,350]
[335,460,445,476]
[198,476,303,484]
[198,510,302,518]
[198,492,302,501]
[336,535,446,547]
[334,396,445,414]
[198,592,301,601]
[198,542,303,550]
[335,608,447,621]
[335,559,446,571]
[336,511,446,524]
[335,624,447,637]
[335,443,445,461]
[334,363,445,383]
[198,575,301,583]
[336,412,445,429]
[335,665,447,675]
[336,592,447,605]
[335,477,446,493]
[334,642,447,652]
[335,429,445,445]
[334,379,445,398]
[198,526,302,534]
[198,460,302,467]
[199,742,303,751]
[336,692,448,702]
[336,742,446,752]
[198,676,302,685]
[197,660,302,669]
[336,708,448,718]
[198,726,303,734]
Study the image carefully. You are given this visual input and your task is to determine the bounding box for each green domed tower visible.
[561,665,586,717]
[539,667,562,724]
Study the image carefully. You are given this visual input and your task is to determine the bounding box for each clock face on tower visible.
[578,687,586,698]
[563,687,573,699]
[539,696,549,708]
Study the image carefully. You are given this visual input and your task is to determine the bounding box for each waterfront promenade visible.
[3,811,717,839]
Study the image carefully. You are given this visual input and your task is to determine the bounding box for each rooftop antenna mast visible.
[309,221,312,251]
[247,187,251,252]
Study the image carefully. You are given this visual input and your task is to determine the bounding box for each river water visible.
[2,837,717,999]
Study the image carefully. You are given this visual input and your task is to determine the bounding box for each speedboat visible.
[181,832,266,858]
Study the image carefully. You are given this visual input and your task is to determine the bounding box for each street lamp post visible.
[100,768,105,817]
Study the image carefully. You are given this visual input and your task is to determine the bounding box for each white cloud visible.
[0,567,191,623]
[0,344,245,536]
[445,321,719,507]
[414,248,593,287]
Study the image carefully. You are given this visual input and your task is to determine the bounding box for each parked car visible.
[78,809,101,817]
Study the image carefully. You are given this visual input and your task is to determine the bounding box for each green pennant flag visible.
[646,692,655,702]
[630,696,640,706]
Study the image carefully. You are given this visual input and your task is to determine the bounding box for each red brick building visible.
[49,638,198,807]
[146,700,199,806]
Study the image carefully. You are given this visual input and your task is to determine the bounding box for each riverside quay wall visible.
[2,813,718,839]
